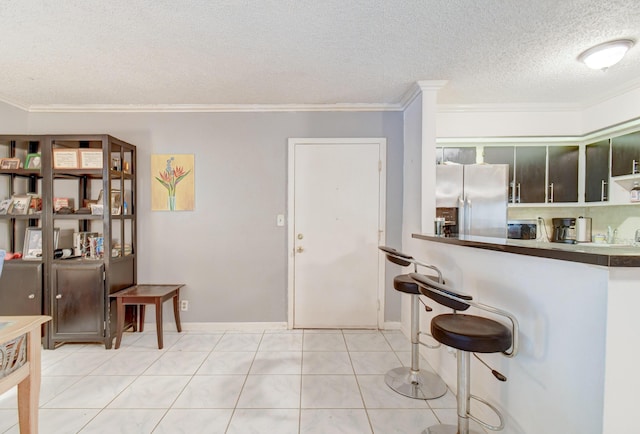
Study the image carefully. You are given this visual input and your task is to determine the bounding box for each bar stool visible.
[379,246,447,400]
[410,273,519,434]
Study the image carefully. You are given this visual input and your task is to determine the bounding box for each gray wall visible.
[9,108,405,323]
[0,102,28,131]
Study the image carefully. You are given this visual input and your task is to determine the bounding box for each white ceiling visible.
[1,0,640,110]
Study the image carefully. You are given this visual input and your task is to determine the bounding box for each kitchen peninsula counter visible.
[409,233,639,433]
[412,233,640,267]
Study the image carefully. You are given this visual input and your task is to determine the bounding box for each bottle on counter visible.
[631,182,640,203]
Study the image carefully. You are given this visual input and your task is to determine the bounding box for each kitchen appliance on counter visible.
[507,219,538,240]
[436,164,509,238]
[552,217,577,244]
[435,206,458,236]
[575,216,592,243]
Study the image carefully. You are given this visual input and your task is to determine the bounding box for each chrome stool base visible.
[424,424,482,434]
[384,366,447,400]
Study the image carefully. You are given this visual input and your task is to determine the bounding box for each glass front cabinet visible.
[0,135,137,349]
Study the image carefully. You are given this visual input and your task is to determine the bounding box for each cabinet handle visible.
[516,183,521,203]
[55,294,62,299]
[28,294,35,299]
[601,180,608,201]
[633,159,638,175]
[549,183,554,203]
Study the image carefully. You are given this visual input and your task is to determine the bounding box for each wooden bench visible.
[110,284,184,349]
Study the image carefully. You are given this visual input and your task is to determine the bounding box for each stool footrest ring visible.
[467,394,505,431]
[417,331,441,349]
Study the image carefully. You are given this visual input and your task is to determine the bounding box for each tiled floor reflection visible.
[0,329,488,433]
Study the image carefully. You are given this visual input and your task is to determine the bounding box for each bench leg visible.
[115,299,125,349]
[155,299,163,349]
[139,305,146,332]
[173,293,182,333]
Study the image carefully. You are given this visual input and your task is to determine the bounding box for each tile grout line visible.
[149,331,224,433]
[342,330,375,434]
[223,329,265,434]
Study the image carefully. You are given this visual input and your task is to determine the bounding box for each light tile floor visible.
[0,329,487,433]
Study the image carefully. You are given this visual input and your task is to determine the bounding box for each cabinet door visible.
[484,147,515,202]
[611,131,640,176]
[442,147,476,165]
[585,140,610,202]
[0,262,42,315]
[52,263,104,337]
[514,147,546,203]
[548,146,578,203]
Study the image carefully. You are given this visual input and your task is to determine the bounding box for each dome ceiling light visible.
[578,39,635,71]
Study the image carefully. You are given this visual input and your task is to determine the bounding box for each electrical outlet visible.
[180,300,189,311]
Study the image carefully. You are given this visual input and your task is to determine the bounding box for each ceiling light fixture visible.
[578,39,635,71]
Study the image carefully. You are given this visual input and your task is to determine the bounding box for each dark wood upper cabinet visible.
[548,146,578,203]
[483,146,515,202]
[585,139,610,202]
[514,147,546,203]
[611,131,640,177]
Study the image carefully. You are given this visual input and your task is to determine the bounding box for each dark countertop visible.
[412,233,640,267]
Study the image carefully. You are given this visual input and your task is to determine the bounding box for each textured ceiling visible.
[1,0,639,109]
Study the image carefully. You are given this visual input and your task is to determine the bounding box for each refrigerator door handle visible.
[465,196,472,235]
[457,195,464,235]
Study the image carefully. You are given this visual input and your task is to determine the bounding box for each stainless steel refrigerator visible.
[436,164,509,238]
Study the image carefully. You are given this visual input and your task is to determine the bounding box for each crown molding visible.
[437,115,640,145]
[0,93,30,112]
[580,76,640,109]
[436,102,582,113]
[24,102,405,113]
[2,77,638,114]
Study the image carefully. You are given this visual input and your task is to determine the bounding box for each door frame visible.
[287,137,387,329]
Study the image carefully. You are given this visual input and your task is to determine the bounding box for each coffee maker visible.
[552,218,577,244]
[435,207,458,236]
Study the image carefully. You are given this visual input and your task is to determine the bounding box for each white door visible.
[288,138,386,329]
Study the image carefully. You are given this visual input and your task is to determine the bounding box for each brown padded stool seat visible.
[431,314,512,354]
[394,274,438,295]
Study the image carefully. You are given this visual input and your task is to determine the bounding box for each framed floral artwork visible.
[151,154,194,211]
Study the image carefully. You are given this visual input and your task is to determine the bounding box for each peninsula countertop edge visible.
[412,234,640,267]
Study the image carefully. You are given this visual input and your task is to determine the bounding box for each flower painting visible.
[151,154,195,211]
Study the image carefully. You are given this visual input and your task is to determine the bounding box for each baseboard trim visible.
[142,321,402,332]
[383,321,402,330]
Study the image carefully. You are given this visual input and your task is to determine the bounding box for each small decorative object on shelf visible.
[0,158,20,169]
[90,203,104,215]
[9,194,31,215]
[52,148,79,169]
[110,190,121,215]
[0,198,13,215]
[73,231,99,258]
[111,156,121,171]
[23,228,59,260]
[53,197,74,212]
[25,153,41,169]
[78,149,103,169]
[29,196,42,214]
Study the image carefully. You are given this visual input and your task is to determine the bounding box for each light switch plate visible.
[276,214,285,226]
